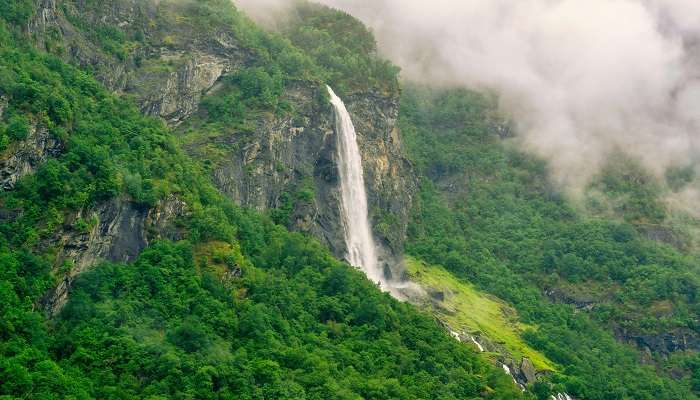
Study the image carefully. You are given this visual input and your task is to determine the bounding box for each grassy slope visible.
[406,257,556,372]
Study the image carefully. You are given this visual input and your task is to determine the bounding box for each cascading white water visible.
[327,86,385,287]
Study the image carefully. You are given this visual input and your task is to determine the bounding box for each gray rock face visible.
[518,358,537,384]
[209,83,346,250]
[546,287,700,354]
[40,195,187,317]
[623,328,700,355]
[500,358,539,387]
[28,0,60,38]
[138,54,226,124]
[29,0,252,123]
[0,124,63,190]
[545,288,596,312]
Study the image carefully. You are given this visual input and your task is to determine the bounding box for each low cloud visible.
[235,0,296,26]
[236,0,700,189]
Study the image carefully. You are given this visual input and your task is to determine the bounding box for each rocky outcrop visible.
[619,327,700,355]
[503,358,540,387]
[551,394,575,400]
[0,123,63,190]
[29,0,252,123]
[207,83,342,249]
[137,54,227,124]
[545,287,596,312]
[447,325,543,388]
[40,195,187,317]
[547,287,700,355]
[29,0,131,91]
[517,357,537,384]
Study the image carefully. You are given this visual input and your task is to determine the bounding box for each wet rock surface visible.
[206,83,416,265]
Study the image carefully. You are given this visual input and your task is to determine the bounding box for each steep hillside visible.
[26,0,415,265]
[406,258,556,374]
[0,5,525,399]
[2,0,698,399]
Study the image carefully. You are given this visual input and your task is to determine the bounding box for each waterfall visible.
[327,86,385,287]
[469,335,485,352]
[551,394,574,400]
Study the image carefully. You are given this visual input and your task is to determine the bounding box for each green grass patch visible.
[406,257,557,372]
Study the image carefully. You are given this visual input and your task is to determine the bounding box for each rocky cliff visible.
[29,0,253,122]
[201,82,415,263]
[0,119,62,191]
[21,0,416,312]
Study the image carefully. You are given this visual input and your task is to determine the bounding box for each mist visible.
[235,0,296,26]
[235,0,700,190]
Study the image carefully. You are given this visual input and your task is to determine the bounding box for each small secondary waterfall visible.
[551,394,574,400]
[327,86,385,287]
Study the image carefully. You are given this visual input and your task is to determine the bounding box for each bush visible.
[6,113,29,141]
[168,319,211,353]
[0,0,34,25]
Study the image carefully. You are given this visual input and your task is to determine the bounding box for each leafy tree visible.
[0,0,34,25]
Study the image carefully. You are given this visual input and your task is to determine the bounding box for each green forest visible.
[399,85,700,399]
[1,0,699,399]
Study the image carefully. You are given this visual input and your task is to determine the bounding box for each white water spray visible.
[327,86,385,287]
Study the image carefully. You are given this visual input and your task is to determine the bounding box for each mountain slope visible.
[0,4,524,400]
[1,1,698,399]
[26,0,414,264]
[400,84,700,399]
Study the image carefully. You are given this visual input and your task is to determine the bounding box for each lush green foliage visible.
[4,0,696,397]
[282,3,400,94]
[400,84,700,399]
[48,236,525,399]
[587,155,668,224]
[0,0,34,25]
[200,67,289,129]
